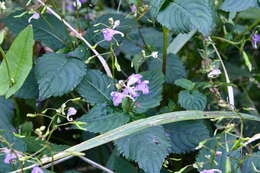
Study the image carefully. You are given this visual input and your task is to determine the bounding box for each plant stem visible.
[110,42,115,77]
[162,26,169,74]
[35,0,112,78]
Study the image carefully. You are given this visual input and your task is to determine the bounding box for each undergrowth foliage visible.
[0,0,260,173]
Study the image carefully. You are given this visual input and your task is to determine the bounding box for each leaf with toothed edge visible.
[114,126,171,173]
[35,53,86,99]
[220,0,260,12]
[178,90,207,110]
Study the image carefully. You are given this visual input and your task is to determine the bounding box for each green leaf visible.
[77,70,115,105]
[78,104,129,133]
[238,8,260,19]
[164,120,210,154]
[174,78,195,90]
[105,149,139,173]
[178,90,207,110]
[35,53,86,99]
[157,0,215,35]
[115,126,171,173]
[196,134,241,172]
[0,25,34,98]
[147,54,187,84]
[221,0,259,12]
[15,68,39,99]
[3,11,70,50]
[149,0,166,17]
[134,70,164,113]
[242,152,260,173]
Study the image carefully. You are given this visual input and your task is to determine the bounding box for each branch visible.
[34,0,113,78]
[11,111,260,173]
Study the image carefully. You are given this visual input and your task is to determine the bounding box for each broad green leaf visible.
[105,150,138,173]
[242,152,260,173]
[77,104,129,133]
[221,0,259,12]
[115,126,171,173]
[35,53,86,99]
[167,30,196,54]
[134,70,164,113]
[147,54,187,84]
[178,90,207,110]
[164,120,210,154]
[3,11,70,50]
[174,78,195,90]
[196,134,241,172]
[157,0,215,35]
[77,70,115,105]
[15,68,38,99]
[149,0,166,17]
[238,8,260,19]
[0,25,34,98]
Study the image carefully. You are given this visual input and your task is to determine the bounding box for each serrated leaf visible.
[134,70,164,113]
[196,134,241,172]
[178,90,207,110]
[77,70,115,105]
[221,0,259,12]
[0,25,34,98]
[78,104,129,133]
[115,126,171,173]
[242,152,260,173]
[174,78,194,90]
[147,54,187,84]
[149,0,166,17]
[3,11,70,50]
[157,0,215,35]
[164,120,210,154]
[35,53,86,99]
[105,149,138,173]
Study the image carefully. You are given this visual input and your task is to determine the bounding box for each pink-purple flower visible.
[200,169,222,173]
[1,148,22,164]
[28,12,40,23]
[130,4,137,13]
[102,28,124,42]
[111,74,149,106]
[32,166,44,173]
[67,107,77,121]
[252,34,260,49]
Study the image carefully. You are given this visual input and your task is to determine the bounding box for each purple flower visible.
[135,80,149,95]
[66,4,75,12]
[200,169,222,173]
[216,151,222,156]
[111,91,127,106]
[208,69,221,78]
[28,12,40,23]
[252,34,260,49]
[32,166,44,173]
[2,148,22,164]
[67,107,77,121]
[102,28,124,42]
[130,4,137,13]
[79,0,87,3]
[127,74,142,86]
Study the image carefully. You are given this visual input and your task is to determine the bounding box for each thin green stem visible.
[162,27,169,74]
[110,42,115,77]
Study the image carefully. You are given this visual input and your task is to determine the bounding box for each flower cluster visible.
[101,18,124,42]
[111,74,149,106]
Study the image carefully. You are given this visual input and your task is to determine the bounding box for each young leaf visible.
[134,70,164,113]
[164,120,210,154]
[77,104,129,133]
[115,126,171,173]
[77,70,115,105]
[0,25,34,98]
[35,53,86,99]
[157,0,215,35]
[221,0,259,12]
[174,78,195,90]
[178,90,207,110]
